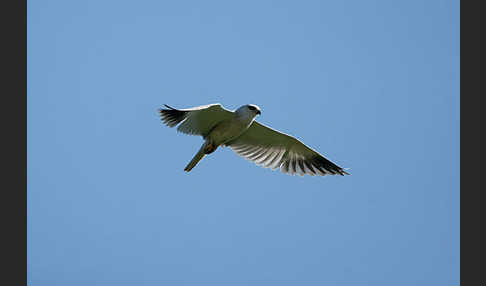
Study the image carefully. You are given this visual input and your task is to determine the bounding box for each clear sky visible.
[27,0,459,285]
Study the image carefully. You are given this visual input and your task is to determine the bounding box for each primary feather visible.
[225,121,349,176]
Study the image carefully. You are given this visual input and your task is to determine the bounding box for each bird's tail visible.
[184,142,208,172]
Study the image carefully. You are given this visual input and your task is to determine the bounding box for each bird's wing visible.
[226,121,349,176]
[159,103,234,137]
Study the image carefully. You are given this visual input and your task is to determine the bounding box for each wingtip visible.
[341,168,351,176]
[164,104,176,110]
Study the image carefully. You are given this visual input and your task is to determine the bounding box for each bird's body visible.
[206,115,252,147]
[159,103,349,176]
[183,112,254,171]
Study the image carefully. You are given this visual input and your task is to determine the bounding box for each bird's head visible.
[247,104,261,115]
[239,104,261,115]
[235,104,261,122]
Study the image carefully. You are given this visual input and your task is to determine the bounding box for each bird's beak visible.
[256,110,261,115]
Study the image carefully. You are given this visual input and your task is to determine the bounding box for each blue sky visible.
[28,0,459,285]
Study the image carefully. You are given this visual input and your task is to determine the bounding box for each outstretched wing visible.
[159,103,234,137]
[226,121,349,176]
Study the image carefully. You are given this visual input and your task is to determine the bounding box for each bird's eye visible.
[248,106,256,111]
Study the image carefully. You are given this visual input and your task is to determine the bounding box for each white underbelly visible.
[208,119,250,145]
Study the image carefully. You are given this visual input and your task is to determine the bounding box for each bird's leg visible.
[203,139,218,154]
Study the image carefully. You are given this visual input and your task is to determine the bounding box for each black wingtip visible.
[341,169,351,176]
[310,155,350,176]
[163,104,177,110]
[158,104,188,127]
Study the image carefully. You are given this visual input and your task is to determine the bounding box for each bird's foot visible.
[204,143,217,154]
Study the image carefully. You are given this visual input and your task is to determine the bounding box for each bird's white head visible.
[235,104,261,120]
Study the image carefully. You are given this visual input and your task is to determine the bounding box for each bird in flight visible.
[158,103,349,176]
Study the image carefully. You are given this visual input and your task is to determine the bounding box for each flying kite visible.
[159,103,349,176]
